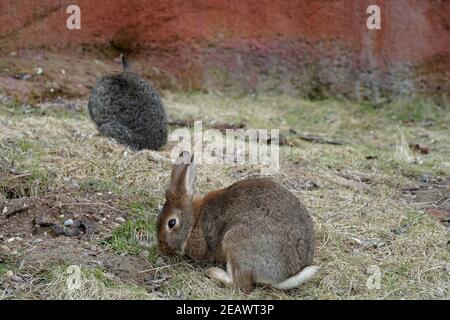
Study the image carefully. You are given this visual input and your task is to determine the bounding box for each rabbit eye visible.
[168,219,177,229]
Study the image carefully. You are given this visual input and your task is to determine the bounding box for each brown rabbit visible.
[157,151,319,293]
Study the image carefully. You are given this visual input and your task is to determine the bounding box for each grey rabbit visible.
[157,151,319,293]
[88,54,168,150]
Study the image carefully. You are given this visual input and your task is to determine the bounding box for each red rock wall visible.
[0,0,449,100]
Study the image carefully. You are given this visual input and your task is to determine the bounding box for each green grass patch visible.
[79,178,121,193]
[384,99,447,123]
[103,201,159,256]
[0,264,8,277]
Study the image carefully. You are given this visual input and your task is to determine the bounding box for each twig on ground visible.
[8,173,32,180]
[289,129,343,145]
[138,262,188,273]
[3,205,29,218]
[55,202,125,213]
[168,119,194,127]
[297,134,343,145]
[146,152,172,164]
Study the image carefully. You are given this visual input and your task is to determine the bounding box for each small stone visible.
[6,237,15,243]
[420,174,431,183]
[115,217,125,223]
[10,275,23,282]
[59,214,65,219]
[32,238,43,244]
[303,180,320,190]
[351,237,385,248]
[35,67,43,75]
[13,73,31,81]
[2,207,7,214]
[5,270,13,278]
[64,219,74,226]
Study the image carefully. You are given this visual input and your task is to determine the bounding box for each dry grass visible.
[0,93,449,300]
[33,266,159,300]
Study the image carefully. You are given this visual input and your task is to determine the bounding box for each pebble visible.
[420,174,431,183]
[32,238,43,244]
[115,217,125,223]
[5,270,13,278]
[7,237,15,243]
[13,73,31,81]
[351,237,385,248]
[303,180,320,190]
[64,219,74,226]
[10,275,23,283]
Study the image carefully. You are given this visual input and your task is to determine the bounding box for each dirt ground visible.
[0,50,449,300]
[0,191,159,297]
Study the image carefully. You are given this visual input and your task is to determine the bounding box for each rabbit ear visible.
[170,151,197,197]
[184,154,197,196]
[120,53,130,71]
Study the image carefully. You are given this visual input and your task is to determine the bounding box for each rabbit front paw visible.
[206,267,233,287]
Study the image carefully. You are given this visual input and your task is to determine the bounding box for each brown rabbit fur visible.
[157,152,318,293]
